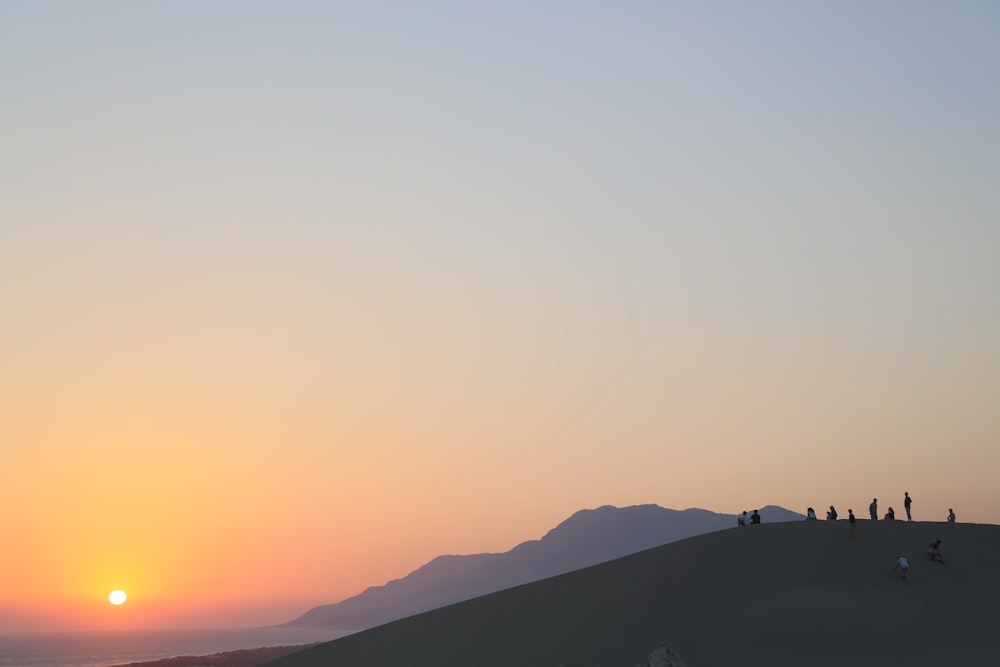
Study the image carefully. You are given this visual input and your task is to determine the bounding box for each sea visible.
[0,626,349,667]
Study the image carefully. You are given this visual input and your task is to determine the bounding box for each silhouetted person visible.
[738,510,748,527]
[904,492,913,522]
[947,508,956,523]
[848,509,856,539]
[827,505,838,521]
[869,498,878,521]
[885,507,895,521]
[750,509,761,525]
[895,555,910,582]
[806,507,817,520]
[928,539,944,563]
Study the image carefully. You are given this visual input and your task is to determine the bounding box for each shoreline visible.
[107,643,318,667]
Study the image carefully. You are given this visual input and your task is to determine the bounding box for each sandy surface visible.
[261,520,1000,666]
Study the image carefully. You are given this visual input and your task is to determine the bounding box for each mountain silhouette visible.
[284,504,803,631]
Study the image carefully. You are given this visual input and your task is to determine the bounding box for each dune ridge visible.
[263,520,1000,666]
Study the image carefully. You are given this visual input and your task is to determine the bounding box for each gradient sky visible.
[2,1,999,632]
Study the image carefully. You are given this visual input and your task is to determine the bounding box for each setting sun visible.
[108,590,127,606]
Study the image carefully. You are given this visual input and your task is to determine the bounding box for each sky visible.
[2,0,999,632]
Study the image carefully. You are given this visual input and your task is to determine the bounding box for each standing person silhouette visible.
[947,508,956,523]
[869,498,878,521]
[849,509,857,539]
[904,492,913,522]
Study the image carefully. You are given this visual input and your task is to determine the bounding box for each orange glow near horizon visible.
[5,370,1000,633]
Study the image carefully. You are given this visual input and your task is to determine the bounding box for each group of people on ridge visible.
[864,492,914,522]
[737,495,956,526]
[801,492,955,525]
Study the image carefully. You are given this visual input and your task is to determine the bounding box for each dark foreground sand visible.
[260,520,1000,667]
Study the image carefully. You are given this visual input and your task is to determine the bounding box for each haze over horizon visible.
[3,1,998,633]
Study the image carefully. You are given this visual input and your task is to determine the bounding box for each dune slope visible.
[262,520,1000,667]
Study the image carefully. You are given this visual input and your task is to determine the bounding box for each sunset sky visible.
[3,1,999,632]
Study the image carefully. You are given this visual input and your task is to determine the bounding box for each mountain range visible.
[284,503,803,631]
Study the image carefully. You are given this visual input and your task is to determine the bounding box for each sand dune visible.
[262,520,1000,666]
